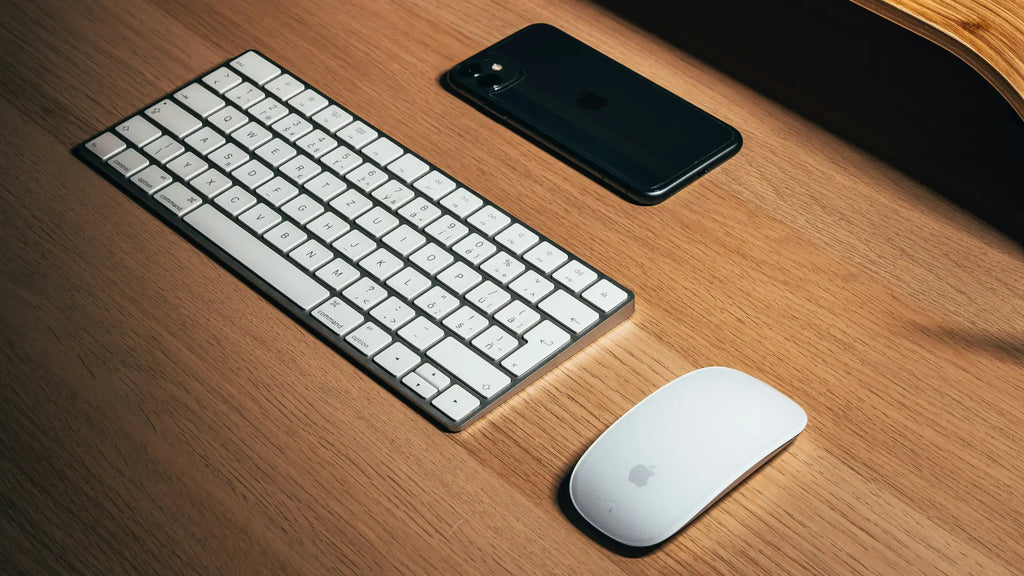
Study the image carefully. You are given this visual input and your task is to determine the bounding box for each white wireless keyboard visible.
[75,51,634,430]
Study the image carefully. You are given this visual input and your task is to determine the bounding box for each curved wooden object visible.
[853,0,1024,119]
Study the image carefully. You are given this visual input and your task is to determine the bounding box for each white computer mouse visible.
[569,367,807,548]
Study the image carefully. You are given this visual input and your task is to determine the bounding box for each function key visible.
[289,89,328,117]
[552,260,598,293]
[85,132,126,160]
[229,51,281,85]
[265,74,304,100]
[581,279,629,313]
[312,104,354,133]
[387,153,429,184]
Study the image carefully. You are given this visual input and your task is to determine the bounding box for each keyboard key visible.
[481,251,525,284]
[312,104,353,133]
[289,89,328,116]
[387,267,431,299]
[345,163,389,192]
[359,247,403,281]
[509,270,554,304]
[144,134,185,165]
[523,241,568,273]
[553,260,598,293]
[370,296,415,330]
[239,203,281,233]
[313,297,362,336]
[428,338,510,400]
[224,82,265,109]
[414,286,458,319]
[265,221,307,252]
[289,239,332,271]
[130,164,172,195]
[207,141,247,171]
[501,320,571,377]
[202,67,242,94]
[321,145,362,175]
[232,122,273,150]
[382,224,425,256]
[452,233,495,265]
[254,176,298,206]
[108,148,148,176]
[272,113,313,141]
[154,182,202,216]
[356,206,399,238]
[304,172,346,202]
[582,279,629,313]
[255,138,296,167]
[234,159,274,189]
[372,180,415,210]
[363,137,402,165]
[431,384,480,421]
[495,223,539,255]
[494,300,541,335]
[167,151,207,180]
[330,189,373,220]
[315,258,360,291]
[265,74,304,101]
[416,364,450,389]
[184,126,225,155]
[230,51,281,85]
[424,214,468,245]
[413,170,456,200]
[145,99,202,137]
[401,372,437,399]
[174,83,224,118]
[306,212,349,243]
[208,105,247,134]
[337,120,377,149]
[466,280,510,314]
[343,277,387,310]
[437,261,482,295]
[472,325,518,360]
[215,186,257,215]
[250,97,289,125]
[296,129,338,158]
[539,289,599,334]
[440,188,483,218]
[345,321,391,356]
[279,154,321,184]
[468,205,511,237]
[85,132,125,160]
[397,316,444,351]
[190,168,231,198]
[374,342,419,377]
[409,243,453,275]
[334,229,376,261]
[387,153,429,183]
[399,197,443,229]
[116,115,161,146]
[185,204,328,309]
[443,306,489,340]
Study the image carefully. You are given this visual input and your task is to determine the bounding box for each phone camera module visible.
[477,73,503,91]
[461,62,483,78]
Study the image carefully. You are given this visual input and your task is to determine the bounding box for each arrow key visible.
[374,342,419,377]
[431,384,480,422]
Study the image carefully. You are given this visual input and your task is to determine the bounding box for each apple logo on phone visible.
[577,90,608,111]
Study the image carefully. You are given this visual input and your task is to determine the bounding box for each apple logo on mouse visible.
[577,90,607,110]
[628,464,656,487]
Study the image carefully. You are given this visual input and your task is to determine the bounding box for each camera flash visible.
[491,63,503,71]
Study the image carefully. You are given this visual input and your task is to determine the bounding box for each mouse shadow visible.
[553,444,796,557]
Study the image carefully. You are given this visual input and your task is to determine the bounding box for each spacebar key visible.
[185,204,329,310]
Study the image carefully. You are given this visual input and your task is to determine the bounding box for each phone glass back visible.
[447,24,741,204]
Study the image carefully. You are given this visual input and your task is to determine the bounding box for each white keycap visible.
[265,221,306,252]
[342,277,387,310]
[85,132,125,160]
[466,280,510,314]
[255,138,296,167]
[233,159,273,190]
[452,233,496,265]
[374,342,419,377]
[306,211,349,242]
[481,252,525,284]
[184,126,225,155]
[414,286,458,319]
[281,194,323,224]
[167,151,207,180]
[443,306,489,340]
[290,239,332,271]
[439,188,483,218]
[304,172,346,202]
[145,99,202,138]
[553,260,598,293]
[174,83,224,117]
[370,296,415,330]
[359,247,403,281]
[249,97,288,125]
[382,224,425,256]
[230,51,281,85]
[321,146,362,176]
[232,122,273,150]
[280,154,321,184]
[345,322,391,356]
[312,297,363,336]
[295,129,337,158]
[523,241,568,273]
[501,320,571,377]
[312,104,353,133]
[272,113,313,141]
[239,203,281,233]
[468,205,512,237]
[387,153,429,184]
[208,105,247,134]
[372,180,414,210]
[387,267,431,300]
[494,301,541,335]
[363,137,402,165]
[265,74,304,101]
[116,115,161,146]
[427,338,511,400]
[206,142,248,172]
[355,206,399,238]
[472,325,518,360]
[190,168,231,198]
[145,135,186,165]
[416,364,450,389]
[337,120,377,149]
[289,89,328,116]
[202,67,242,94]
[154,182,202,216]
[130,164,172,195]
[399,197,443,229]
[254,176,298,207]
[108,148,148,176]
[431,384,480,421]
[509,270,554,304]
[214,186,257,215]
[224,82,265,109]
[345,163,388,192]
[186,207,327,309]
[413,170,456,200]
[495,223,540,255]
[401,372,437,399]
[582,279,629,313]
[424,214,468,245]
[315,258,360,291]
[409,243,453,275]
[436,261,482,295]
[539,289,599,334]
[333,229,376,261]
[330,189,373,220]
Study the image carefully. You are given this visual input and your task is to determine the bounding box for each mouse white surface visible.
[569,367,807,547]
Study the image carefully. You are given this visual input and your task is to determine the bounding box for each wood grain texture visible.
[1,0,1022,574]
[851,0,1024,118]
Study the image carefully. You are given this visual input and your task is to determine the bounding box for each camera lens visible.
[461,62,482,77]
[477,73,502,90]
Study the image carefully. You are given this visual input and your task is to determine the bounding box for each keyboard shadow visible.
[591,0,1024,245]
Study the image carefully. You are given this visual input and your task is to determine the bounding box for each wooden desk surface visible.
[2,0,1022,573]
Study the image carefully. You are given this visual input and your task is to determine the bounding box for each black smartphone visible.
[446,24,742,205]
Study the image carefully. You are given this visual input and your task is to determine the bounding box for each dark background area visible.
[597,0,1024,244]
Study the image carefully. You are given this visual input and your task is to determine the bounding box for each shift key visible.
[427,337,511,399]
